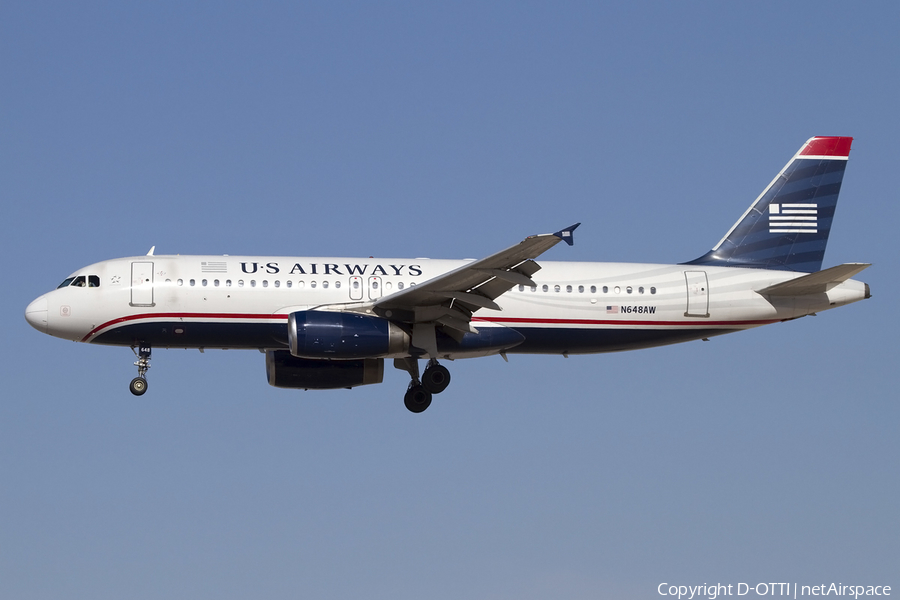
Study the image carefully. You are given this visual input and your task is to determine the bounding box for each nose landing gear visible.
[129,345,151,396]
[395,357,451,413]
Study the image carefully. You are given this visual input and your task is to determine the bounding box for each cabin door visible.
[368,276,383,300]
[131,262,155,307]
[349,276,363,301]
[683,270,709,317]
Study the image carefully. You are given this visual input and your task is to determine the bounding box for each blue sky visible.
[2,2,897,598]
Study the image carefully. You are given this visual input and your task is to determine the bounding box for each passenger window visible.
[639,286,644,294]
[190,279,196,286]
[177,279,184,286]
[651,287,657,294]
[384,282,391,290]
[531,286,537,292]
[334,281,341,289]
[214,279,220,287]
[614,286,621,294]
[566,285,572,293]
[298,281,305,288]
[286,280,292,288]
[262,280,268,288]
[202,279,208,286]
[352,280,360,289]
[602,286,608,293]
[88,275,100,287]
[226,280,232,287]
[578,285,584,293]
[542,285,549,292]
[626,286,633,294]
[274,280,280,288]
[251,280,256,287]
[238,280,244,287]
[323,281,329,289]
[311,281,316,288]
[398,282,405,290]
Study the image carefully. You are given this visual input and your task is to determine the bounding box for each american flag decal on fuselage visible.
[201,261,228,273]
[769,203,817,234]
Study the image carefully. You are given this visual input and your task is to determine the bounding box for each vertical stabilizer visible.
[685,136,852,273]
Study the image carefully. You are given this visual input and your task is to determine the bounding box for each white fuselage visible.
[26,254,868,357]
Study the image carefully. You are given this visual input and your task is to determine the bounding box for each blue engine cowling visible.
[266,351,383,389]
[288,311,410,359]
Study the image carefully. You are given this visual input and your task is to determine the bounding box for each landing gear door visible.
[368,276,382,300]
[131,261,155,307]
[684,270,709,317]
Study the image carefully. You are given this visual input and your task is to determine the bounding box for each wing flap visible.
[475,268,535,287]
[756,263,871,297]
[432,291,502,311]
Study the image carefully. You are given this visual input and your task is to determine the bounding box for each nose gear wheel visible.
[129,377,148,395]
[130,345,151,396]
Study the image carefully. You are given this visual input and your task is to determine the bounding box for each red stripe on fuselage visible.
[474,316,779,327]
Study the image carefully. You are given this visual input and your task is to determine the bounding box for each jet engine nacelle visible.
[288,311,409,359]
[266,350,384,389]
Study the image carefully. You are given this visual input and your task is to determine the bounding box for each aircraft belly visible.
[90,320,290,350]
[507,326,741,354]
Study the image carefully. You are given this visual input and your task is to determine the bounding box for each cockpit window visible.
[56,275,100,288]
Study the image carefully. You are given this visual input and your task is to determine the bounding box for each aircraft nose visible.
[25,295,49,333]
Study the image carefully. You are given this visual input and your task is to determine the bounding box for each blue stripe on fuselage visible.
[90,320,738,354]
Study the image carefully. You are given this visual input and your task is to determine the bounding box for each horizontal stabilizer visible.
[756,263,870,297]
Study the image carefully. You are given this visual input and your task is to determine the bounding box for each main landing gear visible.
[396,358,452,413]
[422,360,450,394]
[129,345,151,396]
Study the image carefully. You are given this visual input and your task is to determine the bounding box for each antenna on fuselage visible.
[147,246,155,256]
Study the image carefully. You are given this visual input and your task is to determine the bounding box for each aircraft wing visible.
[373,224,579,334]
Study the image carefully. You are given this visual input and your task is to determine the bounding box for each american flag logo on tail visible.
[769,203,817,234]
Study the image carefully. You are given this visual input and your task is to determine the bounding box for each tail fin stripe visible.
[798,136,852,157]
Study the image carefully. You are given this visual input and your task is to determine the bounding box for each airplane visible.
[25,136,871,413]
